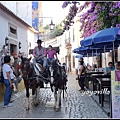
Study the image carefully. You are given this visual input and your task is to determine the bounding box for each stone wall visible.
[0,79,25,102]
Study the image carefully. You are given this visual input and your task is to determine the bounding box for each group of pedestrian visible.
[0,45,23,108]
[76,57,120,92]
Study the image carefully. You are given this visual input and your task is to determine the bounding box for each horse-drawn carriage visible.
[21,46,68,111]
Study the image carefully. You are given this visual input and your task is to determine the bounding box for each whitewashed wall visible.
[0,1,32,26]
[0,10,9,50]
[0,1,17,14]
[0,6,36,57]
[16,2,32,26]
[59,32,67,64]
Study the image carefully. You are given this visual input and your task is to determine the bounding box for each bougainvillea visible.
[62,1,120,38]
[62,1,79,31]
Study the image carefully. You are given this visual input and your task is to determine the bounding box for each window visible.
[8,23,17,39]
[10,27,16,34]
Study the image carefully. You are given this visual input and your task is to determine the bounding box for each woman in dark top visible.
[77,60,86,92]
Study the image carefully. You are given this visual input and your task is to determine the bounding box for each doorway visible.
[10,44,17,55]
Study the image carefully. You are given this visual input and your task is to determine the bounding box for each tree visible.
[62,1,120,38]
[50,23,63,39]
[62,1,79,31]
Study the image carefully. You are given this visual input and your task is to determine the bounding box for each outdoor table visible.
[96,78,111,107]
[92,74,111,92]
[85,71,104,89]
[86,71,104,75]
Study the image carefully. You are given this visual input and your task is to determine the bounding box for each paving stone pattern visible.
[0,74,109,118]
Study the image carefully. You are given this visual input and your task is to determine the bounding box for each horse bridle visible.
[21,61,36,80]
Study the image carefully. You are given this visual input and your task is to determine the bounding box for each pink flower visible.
[118,30,120,35]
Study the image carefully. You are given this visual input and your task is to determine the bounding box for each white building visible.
[0,3,38,57]
[0,1,32,26]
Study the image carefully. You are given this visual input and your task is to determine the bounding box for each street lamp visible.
[19,41,21,49]
[49,20,55,30]
[39,17,55,30]
[38,17,56,46]
[5,37,9,46]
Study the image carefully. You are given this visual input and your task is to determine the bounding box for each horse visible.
[48,59,68,112]
[20,56,50,110]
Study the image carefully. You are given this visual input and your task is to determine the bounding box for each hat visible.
[36,39,43,43]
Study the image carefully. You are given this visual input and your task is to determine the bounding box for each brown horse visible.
[20,56,49,110]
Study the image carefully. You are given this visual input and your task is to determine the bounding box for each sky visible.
[41,1,69,26]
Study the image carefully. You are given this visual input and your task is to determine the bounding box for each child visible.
[46,45,58,62]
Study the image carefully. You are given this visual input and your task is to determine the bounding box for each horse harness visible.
[22,61,39,88]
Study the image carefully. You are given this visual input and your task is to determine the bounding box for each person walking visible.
[79,57,86,67]
[2,55,15,107]
[77,60,86,92]
[12,52,22,91]
[76,57,86,80]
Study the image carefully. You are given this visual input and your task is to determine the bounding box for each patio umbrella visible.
[75,53,100,57]
[80,27,120,47]
[80,27,120,66]
[72,46,111,66]
[80,30,101,47]
[92,27,120,65]
[72,46,111,53]
[75,54,83,58]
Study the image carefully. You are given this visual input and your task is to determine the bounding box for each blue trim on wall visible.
[32,1,39,30]
[32,1,38,10]
[32,18,39,30]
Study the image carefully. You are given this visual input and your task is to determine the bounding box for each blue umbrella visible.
[72,46,88,53]
[93,27,120,44]
[80,27,120,65]
[75,54,83,58]
[72,46,111,54]
[80,31,101,47]
[75,53,100,57]
[92,27,120,65]
[80,27,120,47]
[72,46,110,66]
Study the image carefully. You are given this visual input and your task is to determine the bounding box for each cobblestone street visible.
[0,74,109,118]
